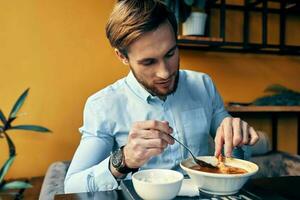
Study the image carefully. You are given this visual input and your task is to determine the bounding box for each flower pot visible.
[182,11,207,36]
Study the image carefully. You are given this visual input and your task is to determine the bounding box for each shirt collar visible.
[125,70,180,103]
[125,71,152,102]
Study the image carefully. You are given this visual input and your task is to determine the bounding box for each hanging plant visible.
[0,88,51,191]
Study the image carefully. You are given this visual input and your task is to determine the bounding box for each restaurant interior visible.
[0,0,300,199]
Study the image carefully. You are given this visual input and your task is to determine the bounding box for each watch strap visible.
[111,146,139,174]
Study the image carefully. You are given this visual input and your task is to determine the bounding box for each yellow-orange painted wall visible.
[0,0,299,179]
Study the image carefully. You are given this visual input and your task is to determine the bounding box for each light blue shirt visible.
[64,70,230,193]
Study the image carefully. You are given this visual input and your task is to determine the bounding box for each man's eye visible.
[143,60,155,66]
[166,51,175,58]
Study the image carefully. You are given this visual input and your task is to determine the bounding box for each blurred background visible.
[0,0,299,179]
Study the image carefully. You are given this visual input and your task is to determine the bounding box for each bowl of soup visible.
[180,156,259,195]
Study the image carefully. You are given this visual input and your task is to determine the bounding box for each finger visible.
[134,120,172,134]
[249,126,259,145]
[140,129,161,139]
[151,129,174,144]
[128,128,140,140]
[144,138,168,149]
[214,127,224,157]
[242,121,250,144]
[223,118,233,157]
[137,129,174,145]
[162,121,174,133]
[232,118,242,147]
[144,147,164,158]
[163,133,175,145]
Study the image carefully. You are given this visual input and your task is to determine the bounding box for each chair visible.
[39,161,70,200]
[248,131,300,178]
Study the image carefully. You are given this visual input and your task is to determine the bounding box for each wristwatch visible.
[111,146,138,174]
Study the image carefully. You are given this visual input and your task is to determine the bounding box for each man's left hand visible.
[214,117,259,157]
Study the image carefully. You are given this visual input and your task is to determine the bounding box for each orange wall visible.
[0,0,299,179]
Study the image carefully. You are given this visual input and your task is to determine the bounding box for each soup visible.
[190,165,247,174]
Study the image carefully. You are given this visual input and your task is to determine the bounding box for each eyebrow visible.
[137,44,177,64]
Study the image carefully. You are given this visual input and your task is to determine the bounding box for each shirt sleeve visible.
[64,99,118,193]
[204,75,231,138]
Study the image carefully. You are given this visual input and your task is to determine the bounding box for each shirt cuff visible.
[92,156,119,191]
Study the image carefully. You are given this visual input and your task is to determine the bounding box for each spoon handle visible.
[168,134,198,162]
[168,134,217,169]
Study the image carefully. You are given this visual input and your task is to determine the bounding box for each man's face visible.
[124,21,179,98]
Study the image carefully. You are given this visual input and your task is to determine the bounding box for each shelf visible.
[178,0,300,55]
[226,105,300,113]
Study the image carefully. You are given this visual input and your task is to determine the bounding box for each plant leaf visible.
[0,181,32,191]
[3,132,16,157]
[10,125,51,132]
[264,84,297,94]
[0,155,16,183]
[0,110,7,126]
[9,88,30,119]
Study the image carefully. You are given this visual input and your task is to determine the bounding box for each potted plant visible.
[164,0,207,36]
[0,89,51,192]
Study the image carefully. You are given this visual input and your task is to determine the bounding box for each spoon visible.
[168,134,218,169]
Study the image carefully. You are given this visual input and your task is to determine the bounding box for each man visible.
[64,0,258,193]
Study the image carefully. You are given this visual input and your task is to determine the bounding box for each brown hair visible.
[105,0,177,57]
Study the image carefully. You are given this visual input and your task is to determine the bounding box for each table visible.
[226,105,300,154]
[55,176,300,200]
[0,176,44,200]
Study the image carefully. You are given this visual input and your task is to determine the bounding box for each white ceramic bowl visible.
[132,169,184,200]
[180,156,259,195]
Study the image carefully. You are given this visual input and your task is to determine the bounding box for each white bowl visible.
[180,156,259,195]
[132,169,184,200]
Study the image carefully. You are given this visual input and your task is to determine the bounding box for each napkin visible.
[177,179,199,197]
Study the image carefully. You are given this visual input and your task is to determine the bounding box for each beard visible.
[131,67,179,98]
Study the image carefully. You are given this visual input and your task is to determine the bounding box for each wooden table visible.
[227,105,300,154]
[0,176,44,200]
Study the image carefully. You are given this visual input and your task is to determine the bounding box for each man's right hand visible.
[123,120,175,168]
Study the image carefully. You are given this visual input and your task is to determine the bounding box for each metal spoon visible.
[168,134,218,169]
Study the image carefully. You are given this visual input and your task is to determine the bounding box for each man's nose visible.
[156,61,170,79]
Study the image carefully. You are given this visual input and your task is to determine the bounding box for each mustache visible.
[155,71,177,83]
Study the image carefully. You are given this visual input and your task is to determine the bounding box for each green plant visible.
[0,88,51,191]
[252,84,300,106]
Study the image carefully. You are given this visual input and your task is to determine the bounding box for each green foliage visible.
[0,155,15,183]
[252,84,300,106]
[264,84,296,94]
[10,125,50,132]
[0,180,32,190]
[0,88,51,191]
[9,88,29,119]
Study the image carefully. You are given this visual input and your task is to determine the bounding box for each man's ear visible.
[115,49,129,65]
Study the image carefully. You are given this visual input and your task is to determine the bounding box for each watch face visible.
[111,147,138,174]
[112,149,123,168]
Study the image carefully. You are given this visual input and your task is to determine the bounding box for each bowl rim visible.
[132,168,184,185]
[180,156,259,178]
